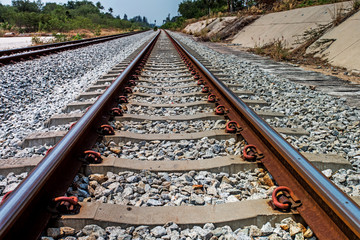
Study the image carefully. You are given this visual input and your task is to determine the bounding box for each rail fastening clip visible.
[270,186,302,211]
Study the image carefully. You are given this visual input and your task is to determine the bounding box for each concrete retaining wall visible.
[231,1,353,48]
[307,10,360,72]
[182,1,360,71]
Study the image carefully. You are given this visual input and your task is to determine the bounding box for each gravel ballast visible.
[129,95,206,104]
[42,218,316,239]
[0,31,156,159]
[113,119,225,134]
[134,86,201,94]
[169,32,360,197]
[138,79,194,87]
[68,169,274,206]
[95,137,244,160]
[0,171,28,202]
[127,104,213,116]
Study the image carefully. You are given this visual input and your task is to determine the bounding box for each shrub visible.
[52,32,68,42]
[31,36,42,45]
[353,0,360,10]
[71,33,84,40]
[250,38,290,61]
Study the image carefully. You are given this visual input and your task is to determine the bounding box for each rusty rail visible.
[0,31,160,240]
[0,30,148,65]
[165,30,360,240]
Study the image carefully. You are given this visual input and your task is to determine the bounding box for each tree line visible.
[178,0,248,19]
[0,0,151,33]
[162,0,346,29]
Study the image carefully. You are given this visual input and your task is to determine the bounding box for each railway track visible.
[0,30,147,65]
[0,30,359,239]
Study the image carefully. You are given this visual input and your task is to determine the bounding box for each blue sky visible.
[0,0,183,25]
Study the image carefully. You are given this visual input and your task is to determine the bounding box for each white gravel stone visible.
[139,78,194,87]
[68,169,275,205]
[0,172,28,202]
[169,31,360,197]
[113,119,226,134]
[134,86,201,94]
[126,104,213,116]
[94,137,244,161]
[129,95,206,104]
[43,218,316,239]
[0,31,156,159]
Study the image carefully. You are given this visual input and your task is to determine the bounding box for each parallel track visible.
[0,30,359,239]
[0,30,147,65]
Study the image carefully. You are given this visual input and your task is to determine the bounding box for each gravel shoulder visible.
[0,37,53,50]
[0,31,156,159]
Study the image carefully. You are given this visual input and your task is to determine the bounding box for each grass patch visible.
[193,27,211,40]
[250,39,290,61]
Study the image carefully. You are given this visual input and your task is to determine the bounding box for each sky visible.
[0,0,183,25]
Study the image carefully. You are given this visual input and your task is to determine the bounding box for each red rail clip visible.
[215,105,227,115]
[191,70,197,75]
[131,75,139,80]
[270,186,302,211]
[98,125,115,135]
[124,87,132,94]
[242,145,264,161]
[208,94,217,103]
[128,80,136,86]
[197,79,204,85]
[52,196,81,214]
[84,150,102,164]
[225,121,242,133]
[110,107,123,116]
[69,122,76,130]
[194,75,200,80]
[0,191,13,205]
[118,96,128,103]
[202,86,210,93]
[45,147,54,156]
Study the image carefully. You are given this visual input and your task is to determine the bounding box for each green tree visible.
[12,0,42,12]
[95,1,104,10]
[142,16,148,24]
[0,0,151,33]
[178,0,207,18]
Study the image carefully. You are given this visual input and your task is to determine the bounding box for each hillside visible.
[178,1,360,74]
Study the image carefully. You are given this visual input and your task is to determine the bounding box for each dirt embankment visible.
[182,1,360,75]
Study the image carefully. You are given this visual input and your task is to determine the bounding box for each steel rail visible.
[166,30,360,240]
[0,30,148,65]
[0,31,160,240]
[0,31,144,57]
